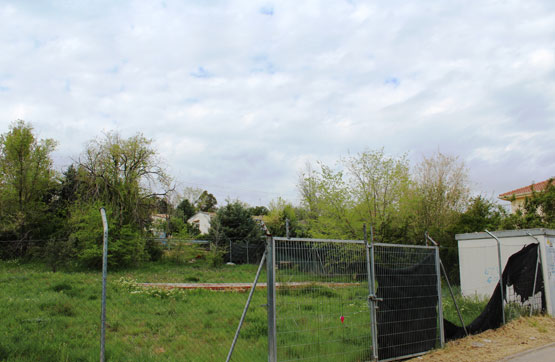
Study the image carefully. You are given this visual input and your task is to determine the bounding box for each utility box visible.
[455,228,555,316]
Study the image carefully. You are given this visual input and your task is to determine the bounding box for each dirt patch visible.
[409,316,555,362]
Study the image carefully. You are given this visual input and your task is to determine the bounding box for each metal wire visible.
[373,244,441,361]
[273,238,373,362]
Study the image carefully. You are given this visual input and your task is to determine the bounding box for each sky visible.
[1,0,554,207]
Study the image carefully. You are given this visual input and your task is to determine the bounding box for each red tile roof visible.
[499,178,554,199]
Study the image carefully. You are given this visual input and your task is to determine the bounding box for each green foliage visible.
[177,198,196,221]
[208,201,263,250]
[68,202,145,268]
[263,198,308,237]
[195,190,218,212]
[247,205,269,216]
[503,179,555,229]
[162,242,222,266]
[144,237,164,261]
[454,196,506,234]
[0,120,57,242]
[299,149,413,241]
[412,151,470,238]
[43,238,77,272]
[78,131,171,230]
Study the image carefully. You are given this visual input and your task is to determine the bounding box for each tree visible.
[408,151,471,283]
[208,200,263,249]
[177,198,196,221]
[0,120,57,242]
[503,179,555,229]
[344,149,412,242]
[69,202,145,268]
[298,149,413,242]
[454,196,506,234]
[78,131,172,230]
[412,151,470,239]
[263,198,308,237]
[247,205,269,217]
[195,190,217,212]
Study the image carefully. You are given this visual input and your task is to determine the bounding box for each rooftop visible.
[499,178,553,199]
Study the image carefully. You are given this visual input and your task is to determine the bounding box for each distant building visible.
[150,213,169,238]
[498,178,553,213]
[187,212,215,234]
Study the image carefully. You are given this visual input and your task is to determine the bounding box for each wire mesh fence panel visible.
[0,239,268,361]
[373,244,441,361]
[105,283,268,361]
[273,238,374,362]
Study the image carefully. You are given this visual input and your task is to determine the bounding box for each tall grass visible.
[1,260,495,361]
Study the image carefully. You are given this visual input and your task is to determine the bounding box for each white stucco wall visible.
[187,212,213,234]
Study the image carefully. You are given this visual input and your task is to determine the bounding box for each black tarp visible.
[375,252,439,360]
[444,243,545,341]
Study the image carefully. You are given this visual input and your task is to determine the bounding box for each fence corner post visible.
[267,234,277,362]
[485,229,505,325]
[99,208,108,362]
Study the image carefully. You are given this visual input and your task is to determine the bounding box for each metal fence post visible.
[426,233,467,336]
[267,236,277,362]
[485,230,505,325]
[434,246,445,347]
[99,208,109,362]
[226,250,267,362]
[364,224,379,361]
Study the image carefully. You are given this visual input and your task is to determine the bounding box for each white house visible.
[187,212,214,234]
[498,178,553,213]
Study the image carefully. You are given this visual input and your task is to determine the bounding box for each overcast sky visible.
[1,0,554,207]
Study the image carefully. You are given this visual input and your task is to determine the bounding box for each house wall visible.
[510,197,526,213]
[187,212,212,234]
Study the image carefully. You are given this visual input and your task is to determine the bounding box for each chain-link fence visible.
[6,229,546,361]
[374,244,443,361]
[0,237,269,361]
[272,237,374,362]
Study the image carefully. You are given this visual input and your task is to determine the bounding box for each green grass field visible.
[0,258,492,362]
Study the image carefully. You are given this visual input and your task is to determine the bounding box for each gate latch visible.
[367,294,383,303]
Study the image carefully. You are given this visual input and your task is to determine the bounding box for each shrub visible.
[69,202,145,268]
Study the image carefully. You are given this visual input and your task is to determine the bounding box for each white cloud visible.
[0,0,554,205]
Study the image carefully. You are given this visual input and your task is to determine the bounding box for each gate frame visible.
[371,242,445,361]
[267,236,445,362]
[268,236,373,361]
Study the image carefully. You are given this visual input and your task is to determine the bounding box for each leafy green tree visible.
[263,198,308,237]
[177,198,196,221]
[195,190,217,212]
[0,120,57,242]
[439,196,507,284]
[78,131,172,230]
[298,149,412,241]
[412,151,470,240]
[247,205,269,216]
[208,201,263,249]
[68,202,145,268]
[502,179,555,229]
[344,149,412,242]
[453,196,506,234]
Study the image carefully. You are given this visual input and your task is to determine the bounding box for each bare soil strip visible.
[139,282,360,291]
[410,316,555,362]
